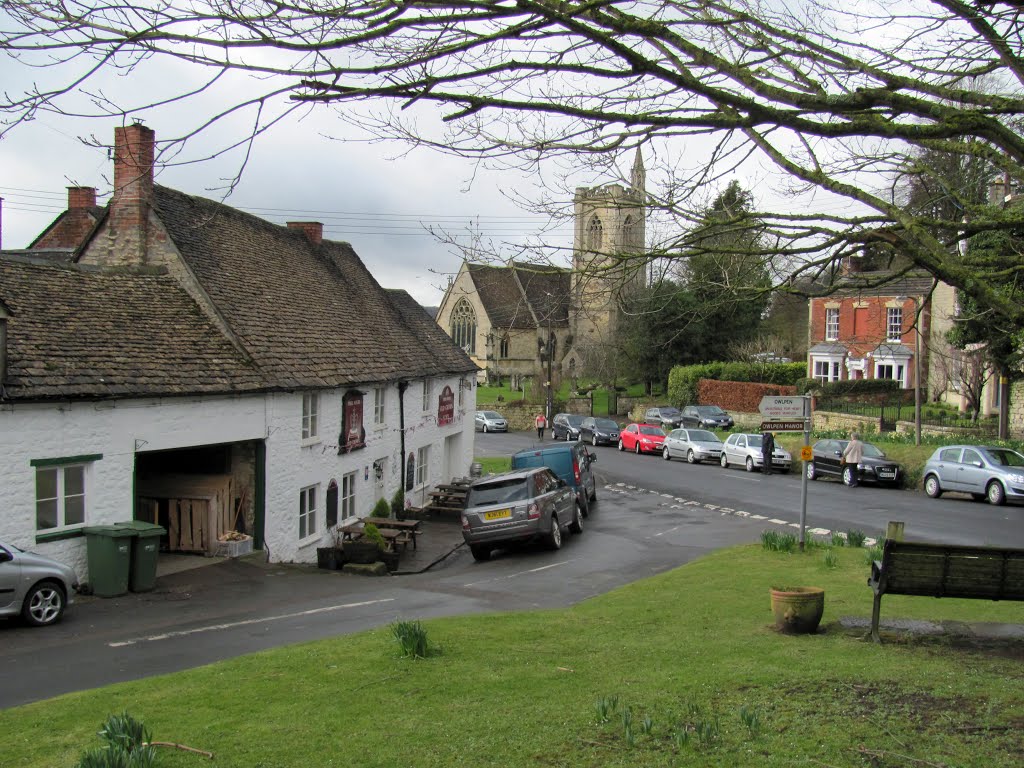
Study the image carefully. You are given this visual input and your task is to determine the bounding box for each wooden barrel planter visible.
[769,586,825,634]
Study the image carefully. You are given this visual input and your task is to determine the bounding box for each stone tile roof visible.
[819,272,936,299]
[153,186,476,388]
[385,289,478,376]
[0,254,264,399]
[466,261,570,329]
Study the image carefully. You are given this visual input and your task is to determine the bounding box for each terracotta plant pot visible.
[769,586,825,634]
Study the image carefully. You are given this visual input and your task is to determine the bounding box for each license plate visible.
[484,509,511,521]
[878,470,895,478]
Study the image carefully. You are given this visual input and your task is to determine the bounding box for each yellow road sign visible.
[800,445,813,461]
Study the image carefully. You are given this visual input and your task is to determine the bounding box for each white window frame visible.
[886,307,903,342]
[373,387,386,427]
[35,463,88,532]
[422,378,431,412]
[415,444,430,488]
[301,392,319,444]
[874,359,909,387]
[825,308,839,341]
[811,355,843,384]
[299,485,318,541]
[341,472,357,521]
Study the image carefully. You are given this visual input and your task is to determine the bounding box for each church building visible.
[436,150,647,388]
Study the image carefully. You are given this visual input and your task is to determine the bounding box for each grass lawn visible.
[5,545,1022,767]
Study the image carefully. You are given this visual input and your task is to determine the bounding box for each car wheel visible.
[617,439,624,452]
[924,474,942,498]
[663,446,671,461]
[570,504,584,534]
[987,480,1007,506]
[589,486,597,503]
[591,434,598,447]
[687,449,696,464]
[469,544,491,562]
[842,466,856,487]
[635,442,641,455]
[565,431,572,442]
[720,452,729,469]
[547,514,563,550]
[745,456,755,472]
[482,423,488,433]
[806,461,816,481]
[21,580,66,627]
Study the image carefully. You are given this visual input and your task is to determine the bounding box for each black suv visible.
[681,405,734,429]
[551,413,585,441]
[644,406,683,429]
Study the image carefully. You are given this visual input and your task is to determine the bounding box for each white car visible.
[662,428,724,464]
[0,539,79,626]
[720,433,792,473]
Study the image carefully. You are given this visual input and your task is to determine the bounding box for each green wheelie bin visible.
[83,525,135,597]
[113,520,167,592]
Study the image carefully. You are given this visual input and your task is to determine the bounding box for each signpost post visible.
[759,395,813,551]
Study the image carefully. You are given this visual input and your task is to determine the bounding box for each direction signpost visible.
[759,395,813,550]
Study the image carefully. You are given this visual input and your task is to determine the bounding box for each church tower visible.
[569,148,647,358]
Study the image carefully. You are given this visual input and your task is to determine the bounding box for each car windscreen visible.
[982,449,1024,467]
[595,419,619,430]
[566,415,585,426]
[481,411,503,419]
[688,430,720,443]
[695,406,726,416]
[467,478,529,506]
[639,426,666,436]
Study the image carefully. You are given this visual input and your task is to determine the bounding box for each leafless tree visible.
[2,0,1024,333]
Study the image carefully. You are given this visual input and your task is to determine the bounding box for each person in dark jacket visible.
[761,431,776,475]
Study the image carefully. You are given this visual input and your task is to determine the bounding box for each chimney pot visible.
[287,221,323,245]
[68,187,97,210]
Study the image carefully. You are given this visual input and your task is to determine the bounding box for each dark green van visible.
[511,442,597,516]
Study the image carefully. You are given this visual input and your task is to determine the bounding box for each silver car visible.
[0,539,79,627]
[662,428,724,464]
[922,445,1024,506]
[461,467,581,561]
[720,433,792,473]
[474,410,508,433]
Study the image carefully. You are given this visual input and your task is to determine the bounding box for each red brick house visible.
[807,272,935,389]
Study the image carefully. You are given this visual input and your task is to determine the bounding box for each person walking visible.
[535,412,547,440]
[841,431,864,487]
[761,430,775,475]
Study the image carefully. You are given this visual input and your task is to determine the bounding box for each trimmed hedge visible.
[667,362,806,406]
[816,379,901,399]
[698,379,797,413]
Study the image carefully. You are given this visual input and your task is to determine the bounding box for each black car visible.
[551,413,586,441]
[681,405,734,429]
[579,417,621,446]
[806,439,903,487]
[644,406,683,429]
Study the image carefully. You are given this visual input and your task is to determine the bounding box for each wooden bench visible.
[868,539,1024,643]
[338,524,410,553]
[363,517,420,550]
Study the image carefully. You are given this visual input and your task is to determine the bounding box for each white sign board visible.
[758,396,807,420]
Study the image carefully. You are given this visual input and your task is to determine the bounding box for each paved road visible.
[3,430,1020,708]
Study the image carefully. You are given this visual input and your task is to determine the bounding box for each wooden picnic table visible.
[363,517,421,549]
[337,523,411,552]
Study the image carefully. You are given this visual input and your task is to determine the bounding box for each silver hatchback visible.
[662,428,724,464]
[922,445,1024,505]
[461,467,581,561]
[0,539,79,626]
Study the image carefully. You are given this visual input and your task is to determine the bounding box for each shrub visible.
[846,529,867,548]
[372,497,390,518]
[75,713,155,768]
[362,523,386,549]
[391,619,431,658]
[390,488,404,518]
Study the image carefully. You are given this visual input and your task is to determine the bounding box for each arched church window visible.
[587,216,603,251]
[499,334,510,358]
[450,299,476,354]
[622,215,636,248]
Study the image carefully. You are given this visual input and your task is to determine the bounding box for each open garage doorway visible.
[134,440,264,558]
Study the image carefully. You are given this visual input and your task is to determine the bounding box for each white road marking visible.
[788,523,801,528]
[809,527,831,535]
[652,525,683,538]
[768,518,788,525]
[463,559,576,588]
[750,514,767,520]
[734,511,749,518]
[108,598,396,647]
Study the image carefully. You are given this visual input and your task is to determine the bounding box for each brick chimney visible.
[68,186,97,210]
[287,221,323,245]
[110,123,155,264]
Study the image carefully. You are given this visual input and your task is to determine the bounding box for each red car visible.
[618,423,667,454]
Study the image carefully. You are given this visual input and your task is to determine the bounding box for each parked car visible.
[511,441,597,516]
[0,539,79,627]
[551,413,586,441]
[720,433,791,472]
[461,467,582,561]
[644,406,684,429]
[662,428,725,464]
[806,439,903,487]
[618,423,667,454]
[681,405,735,429]
[474,410,508,433]
[579,417,621,447]
[922,445,1024,506]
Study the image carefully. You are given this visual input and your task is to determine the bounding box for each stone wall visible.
[812,410,881,435]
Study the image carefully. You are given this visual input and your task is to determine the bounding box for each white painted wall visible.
[0,374,477,581]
